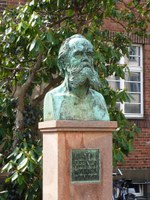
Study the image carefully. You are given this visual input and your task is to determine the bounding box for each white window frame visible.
[108,44,143,119]
[128,184,144,197]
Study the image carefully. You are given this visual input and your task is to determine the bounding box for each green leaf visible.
[1,163,10,172]
[5,27,12,35]
[29,161,34,172]
[5,177,11,183]
[16,152,23,160]
[2,162,13,172]
[11,171,18,182]
[17,157,28,170]
[29,38,37,52]
[47,32,53,43]
[18,174,25,185]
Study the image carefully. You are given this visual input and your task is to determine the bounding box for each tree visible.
[0,0,149,199]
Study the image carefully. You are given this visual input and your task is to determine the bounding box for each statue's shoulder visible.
[46,84,65,97]
[44,84,66,121]
[89,88,105,100]
[89,88,108,108]
[89,88,110,120]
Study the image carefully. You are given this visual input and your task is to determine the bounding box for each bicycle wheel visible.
[113,186,120,199]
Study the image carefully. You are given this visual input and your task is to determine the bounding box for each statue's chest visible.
[58,96,97,120]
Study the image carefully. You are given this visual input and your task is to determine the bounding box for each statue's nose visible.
[82,53,88,61]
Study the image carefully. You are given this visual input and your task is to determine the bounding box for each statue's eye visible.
[86,51,93,57]
[74,51,82,57]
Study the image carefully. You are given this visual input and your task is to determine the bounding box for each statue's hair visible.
[58,34,90,77]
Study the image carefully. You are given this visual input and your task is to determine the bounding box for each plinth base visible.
[39,120,117,200]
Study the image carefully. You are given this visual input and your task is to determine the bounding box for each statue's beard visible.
[68,62,101,91]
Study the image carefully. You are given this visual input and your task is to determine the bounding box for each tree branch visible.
[31,75,63,106]
[14,54,43,132]
[21,54,43,95]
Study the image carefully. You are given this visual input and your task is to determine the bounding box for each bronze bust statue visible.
[44,34,110,121]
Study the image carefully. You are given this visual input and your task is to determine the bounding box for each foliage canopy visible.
[0,0,149,199]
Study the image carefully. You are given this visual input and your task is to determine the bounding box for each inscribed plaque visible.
[71,149,100,183]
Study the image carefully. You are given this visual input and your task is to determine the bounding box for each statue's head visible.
[58,34,101,90]
[58,34,94,77]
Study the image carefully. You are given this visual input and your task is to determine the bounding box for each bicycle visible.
[112,169,137,200]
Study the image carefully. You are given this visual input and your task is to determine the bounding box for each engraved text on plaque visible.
[71,149,100,183]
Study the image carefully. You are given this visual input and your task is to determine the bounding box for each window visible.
[128,183,144,197]
[107,45,143,118]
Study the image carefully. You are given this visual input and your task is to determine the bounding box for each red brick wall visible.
[0,0,25,10]
[0,0,6,10]
[120,128,150,169]
[144,44,150,118]
[102,19,125,32]
[7,0,25,6]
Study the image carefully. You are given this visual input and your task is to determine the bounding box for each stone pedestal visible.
[39,120,117,200]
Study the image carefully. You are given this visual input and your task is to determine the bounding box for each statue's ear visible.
[58,57,66,77]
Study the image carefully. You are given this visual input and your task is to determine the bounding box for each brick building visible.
[0,0,150,199]
[104,13,150,199]
[0,0,25,10]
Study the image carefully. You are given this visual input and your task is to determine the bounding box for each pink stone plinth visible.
[39,120,117,200]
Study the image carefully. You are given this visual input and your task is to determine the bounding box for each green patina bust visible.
[44,34,110,121]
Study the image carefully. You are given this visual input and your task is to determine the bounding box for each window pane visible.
[127,93,141,103]
[129,46,141,67]
[129,46,138,57]
[129,57,139,66]
[107,75,120,81]
[108,81,120,90]
[130,46,136,56]
[116,102,121,110]
[125,104,141,114]
[107,75,120,90]
[125,72,140,82]
[125,82,140,92]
